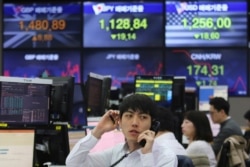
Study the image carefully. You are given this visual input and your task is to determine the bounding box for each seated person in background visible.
[181,111,217,167]
[209,97,243,156]
[154,106,187,155]
[243,109,250,154]
[243,110,250,140]
[66,94,177,167]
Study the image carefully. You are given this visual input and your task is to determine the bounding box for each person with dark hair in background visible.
[243,109,250,154]
[154,106,187,155]
[66,94,177,167]
[244,110,250,139]
[181,111,217,167]
[209,97,243,156]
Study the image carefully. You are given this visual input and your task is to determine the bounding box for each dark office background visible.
[0,0,250,126]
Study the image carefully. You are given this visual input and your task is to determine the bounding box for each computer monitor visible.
[35,124,70,166]
[134,75,174,108]
[184,88,197,111]
[172,76,186,113]
[84,72,112,117]
[198,85,228,112]
[0,128,35,167]
[0,76,52,126]
[121,82,135,98]
[41,76,75,123]
[171,76,187,143]
[71,83,87,129]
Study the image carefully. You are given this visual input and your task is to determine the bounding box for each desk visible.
[68,130,86,150]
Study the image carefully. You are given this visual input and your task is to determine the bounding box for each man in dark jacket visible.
[209,97,243,156]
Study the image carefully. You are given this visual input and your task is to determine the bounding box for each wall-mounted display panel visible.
[165,48,248,96]
[83,48,163,87]
[3,50,81,83]
[83,1,164,47]
[165,1,247,47]
[3,2,82,48]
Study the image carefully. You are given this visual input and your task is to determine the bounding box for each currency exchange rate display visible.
[3,2,82,48]
[83,2,164,47]
[165,1,247,47]
[165,49,247,96]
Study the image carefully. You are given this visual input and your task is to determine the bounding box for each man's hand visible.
[92,110,119,139]
[137,130,155,154]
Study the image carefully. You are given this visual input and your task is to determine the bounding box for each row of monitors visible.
[0,73,109,128]
[0,76,75,126]
[2,0,249,48]
[2,48,248,96]
[0,74,228,130]
[134,76,228,112]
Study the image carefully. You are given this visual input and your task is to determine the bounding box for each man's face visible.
[209,105,222,124]
[119,109,151,143]
[246,120,250,127]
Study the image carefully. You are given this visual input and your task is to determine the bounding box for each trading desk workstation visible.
[0,73,113,167]
[0,76,74,167]
[0,74,233,167]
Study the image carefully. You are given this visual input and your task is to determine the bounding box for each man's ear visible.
[220,109,226,115]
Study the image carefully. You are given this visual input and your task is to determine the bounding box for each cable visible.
[110,153,129,167]
[110,149,136,167]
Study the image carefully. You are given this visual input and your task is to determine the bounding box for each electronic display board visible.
[3,2,82,48]
[165,1,247,47]
[3,50,81,83]
[83,49,163,87]
[135,75,174,108]
[83,1,164,47]
[165,49,247,96]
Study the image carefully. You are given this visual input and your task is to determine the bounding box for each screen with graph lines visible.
[165,0,247,47]
[3,50,81,83]
[165,48,247,96]
[83,48,164,87]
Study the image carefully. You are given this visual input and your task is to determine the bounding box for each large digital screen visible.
[3,2,82,48]
[165,1,247,47]
[83,49,163,87]
[3,50,81,83]
[165,49,247,96]
[83,1,164,47]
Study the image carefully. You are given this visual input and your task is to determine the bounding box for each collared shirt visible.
[154,132,187,155]
[186,140,217,167]
[66,132,177,167]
